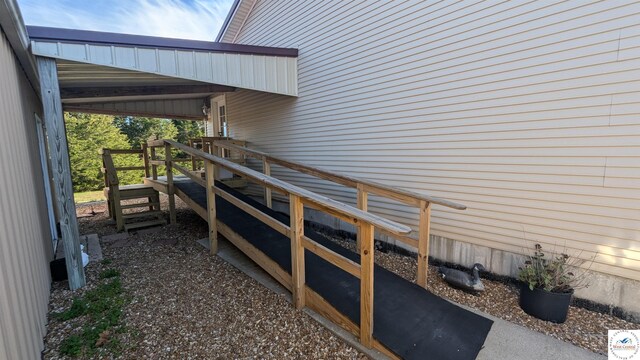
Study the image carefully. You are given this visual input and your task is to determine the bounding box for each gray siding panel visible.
[227,1,640,280]
[0,30,52,359]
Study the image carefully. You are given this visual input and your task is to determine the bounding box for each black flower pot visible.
[519,284,573,323]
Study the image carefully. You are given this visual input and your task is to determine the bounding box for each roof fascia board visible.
[27,26,297,57]
[215,0,243,42]
[0,0,40,92]
[232,0,257,43]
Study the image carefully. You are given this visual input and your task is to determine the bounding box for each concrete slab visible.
[474,306,605,360]
[84,234,103,261]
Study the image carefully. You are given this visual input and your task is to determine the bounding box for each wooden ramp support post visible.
[416,200,432,288]
[164,143,176,224]
[289,194,305,310]
[356,184,368,251]
[142,143,150,178]
[360,221,375,348]
[263,158,272,208]
[36,56,86,290]
[205,161,218,255]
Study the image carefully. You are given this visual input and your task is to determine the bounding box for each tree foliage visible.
[172,119,205,144]
[66,114,204,192]
[112,116,178,148]
[66,113,141,192]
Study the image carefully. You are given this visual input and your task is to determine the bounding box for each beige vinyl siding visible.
[225,0,640,281]
[0,30,52,359]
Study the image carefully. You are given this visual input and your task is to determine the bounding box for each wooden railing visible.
[147,139,412,348]
[211,140,467,289]
[100,146,150,186]
[187,137,247,171]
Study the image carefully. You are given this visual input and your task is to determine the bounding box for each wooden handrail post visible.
[359,222,374,348]
[165,143,177,224]
[142,143,150,178]
[189,139,197,171]
[416,200,432,288]
[356,184,368,251]
[150,146,158,180]
[263,158,272,208]
[205,161,218,255]
[289,194,305,310]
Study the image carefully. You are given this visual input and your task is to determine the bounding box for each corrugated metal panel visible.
[31,39,298,96]
[0,30,52,359]
[65,98,206,120]
[226,1,640,281]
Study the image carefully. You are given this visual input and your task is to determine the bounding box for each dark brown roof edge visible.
[27,26,298,57]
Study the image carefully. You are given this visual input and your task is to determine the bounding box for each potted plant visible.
[517,243,592,323]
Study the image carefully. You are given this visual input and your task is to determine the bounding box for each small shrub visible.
[59,335,83,357]
[99,269,120,279]
[518,243,594,293]
[54,276,128,357]
[52,298,88,321]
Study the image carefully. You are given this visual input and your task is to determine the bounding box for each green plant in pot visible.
[518,243,592,323]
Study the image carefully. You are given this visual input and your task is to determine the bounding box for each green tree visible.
[172,119,204,144]
[113,116,178,147]
[66,113,142,191]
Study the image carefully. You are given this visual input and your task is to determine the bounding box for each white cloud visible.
[18,0,234,41]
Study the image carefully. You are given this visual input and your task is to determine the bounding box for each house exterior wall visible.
[223,1,640,314]
[0,28,52,359]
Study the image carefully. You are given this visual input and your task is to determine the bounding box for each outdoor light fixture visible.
[201,102,211,116]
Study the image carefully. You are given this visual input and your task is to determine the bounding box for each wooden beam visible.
[164,143,176,224]
[302,236,360,278]
[60,84,235,99]
[356,184,368,251]
[416,201,432,289]
[263,158,272,208]
[141,143,150,178]
[173,163,206,187]
[359,222,374,348]
[205,162,218,255]
[215,187,290,238]
[36,56,86,290]
[289,194,305,310]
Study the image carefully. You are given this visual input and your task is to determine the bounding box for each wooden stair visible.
[101,148,167,232]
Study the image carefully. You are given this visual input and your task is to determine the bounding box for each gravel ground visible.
[45,195,637,358]
[43,196,363,359]
[319,234,638,356]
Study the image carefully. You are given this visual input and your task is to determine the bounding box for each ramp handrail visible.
[148,138,414,348]
[210,140,467,289]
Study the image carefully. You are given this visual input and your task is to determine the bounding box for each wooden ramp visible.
[143,139,492,360]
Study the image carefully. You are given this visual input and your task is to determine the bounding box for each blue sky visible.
[18,0,235,41]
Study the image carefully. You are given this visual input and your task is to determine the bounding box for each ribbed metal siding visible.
[226,1,640,281]
[31,40,298,96]
[0,30,52,359]
[65,98,206,120]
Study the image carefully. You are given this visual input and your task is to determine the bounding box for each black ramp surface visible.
[176,180,493,360]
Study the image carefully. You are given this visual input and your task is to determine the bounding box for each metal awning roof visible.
[27,26,298,119]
